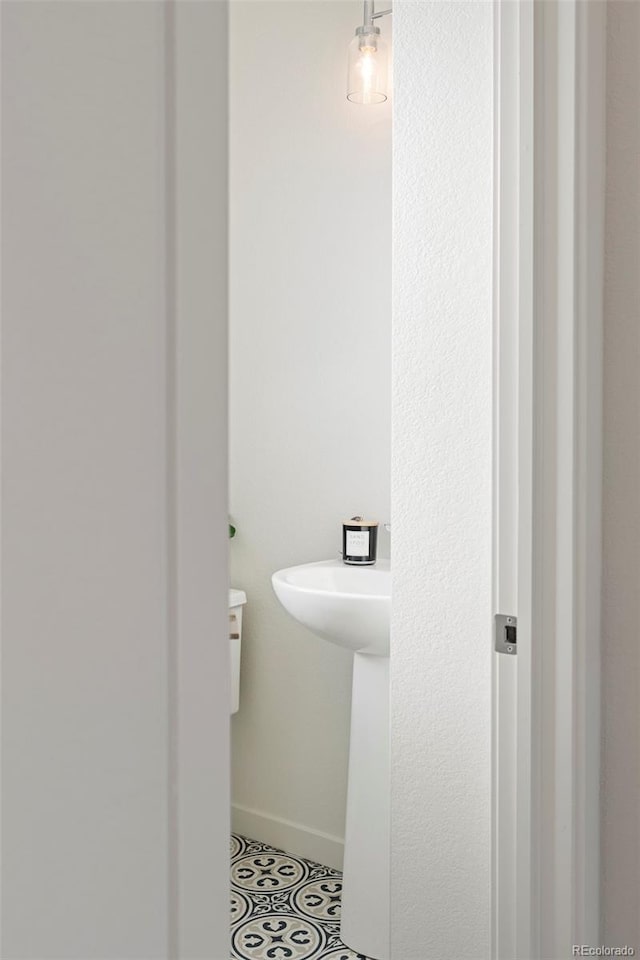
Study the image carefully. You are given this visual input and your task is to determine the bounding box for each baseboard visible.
[231,802,344,872]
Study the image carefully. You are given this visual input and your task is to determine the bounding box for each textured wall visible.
[602,1,640,950]
[229,1,391,859]
[391,2,493,957]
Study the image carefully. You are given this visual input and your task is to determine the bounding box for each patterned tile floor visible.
[230,834,370,960]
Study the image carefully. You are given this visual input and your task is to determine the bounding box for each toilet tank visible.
[229,588,246,714]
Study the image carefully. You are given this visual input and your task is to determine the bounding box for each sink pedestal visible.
[340,652,390,960]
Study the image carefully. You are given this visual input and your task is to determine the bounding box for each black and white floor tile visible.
[230,834,370,960]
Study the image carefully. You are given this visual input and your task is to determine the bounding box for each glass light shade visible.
[347,28,388,104]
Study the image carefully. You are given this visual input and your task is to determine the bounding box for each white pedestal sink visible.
[272,559,390,960]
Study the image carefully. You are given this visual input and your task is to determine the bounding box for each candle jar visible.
[342,517,379,565]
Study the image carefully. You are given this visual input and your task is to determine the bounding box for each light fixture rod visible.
[361,1,391,29]
[363,0,374,27]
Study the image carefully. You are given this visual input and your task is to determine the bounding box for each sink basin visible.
[271,558,390,656]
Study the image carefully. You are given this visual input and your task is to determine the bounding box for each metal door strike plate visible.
[495,614,517,655]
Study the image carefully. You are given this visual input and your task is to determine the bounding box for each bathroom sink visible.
[272,558,392,958]
[272,558,390,656]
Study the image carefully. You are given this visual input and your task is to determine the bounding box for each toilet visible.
[229,588,246,714]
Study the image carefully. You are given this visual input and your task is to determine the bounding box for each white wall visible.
[229,0,391,865]
[391,2,493,958]
[1,3,230,957]
[602,1,640,950]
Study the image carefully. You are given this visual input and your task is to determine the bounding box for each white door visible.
[1,4,230,956]
[492,2,605,958]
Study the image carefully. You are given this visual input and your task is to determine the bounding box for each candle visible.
[342,516,379,565]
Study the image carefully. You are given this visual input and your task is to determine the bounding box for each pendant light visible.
[347,0,392,105]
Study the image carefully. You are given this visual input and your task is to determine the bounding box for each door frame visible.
[492,2,606,957]
[170,2,230,957]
